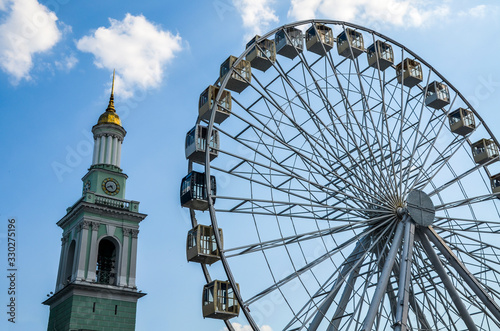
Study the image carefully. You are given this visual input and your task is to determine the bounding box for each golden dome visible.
[97,70,122,126]
[98,109,121,126]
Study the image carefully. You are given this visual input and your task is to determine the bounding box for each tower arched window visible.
[96,238,117,285]
[64,240,76,284]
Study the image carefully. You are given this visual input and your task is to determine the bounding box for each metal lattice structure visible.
[182,20,500,331]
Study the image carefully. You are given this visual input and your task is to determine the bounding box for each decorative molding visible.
[131,229,139,238]
[123,228,132,236]
[91,221,100,231]
[80,221,91,230]
[61,234,69,244]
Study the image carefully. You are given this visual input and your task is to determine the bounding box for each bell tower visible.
[44,72,147,331]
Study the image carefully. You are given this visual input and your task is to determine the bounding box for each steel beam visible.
[419,228,478,331]
[394,216,415,331]
[424,226,500,323]
[326,260,362,331]
[362,221,405,331]
[308,236,370,331]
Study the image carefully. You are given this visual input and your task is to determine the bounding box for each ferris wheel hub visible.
[406,190,435,226]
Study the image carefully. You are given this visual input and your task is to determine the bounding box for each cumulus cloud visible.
[222,323,273,331]
[288,0,451,28]
[76,14,182,99]
[233,0,279,39]
[0,0,61,83]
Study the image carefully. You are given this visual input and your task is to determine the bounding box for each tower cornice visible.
[57,195,146,229]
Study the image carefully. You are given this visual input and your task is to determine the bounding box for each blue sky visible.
[0,0,499,330]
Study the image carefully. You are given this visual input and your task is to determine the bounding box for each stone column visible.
[105,135,113,164]
[76,221,90,280]
[99,135,106,164]
[92,137,100,165]
[128,229,139,287]
[116,140,122,167]
[119,228,131,286]
[86,222,100,281]
[112,137,118,166]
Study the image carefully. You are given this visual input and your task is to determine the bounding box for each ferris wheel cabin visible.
[199,85,232,124]
[306,23,334,56]
[220,56,251,93]
[337,28,364,59]
[367,40,394,71]
[396,58,423,88]
[490,173,500,197]
[425,81,450,109]
[275,27,304,59]
[202,280,240,320]
[448,108,475,136]
[246,35,276,72]
[180,171,216,211]
[187,224,222,265]
[471,139,499,164]
[185,125,219,165]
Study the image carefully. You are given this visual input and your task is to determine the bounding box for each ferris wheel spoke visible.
[244,224,377,308]
[214,146,390,211]
[306,235,371,331]
[225,103,392,208]
[222,220,369,258]
[342,254,382,331]
[398,67,434,193]
[326,259,366,331]
[290,51,393,196]
[271,56,390,198]
[214,194,394,221]
[405,99,461,194]
[411,247,449,328]
[419,228,480,330]
[367,32,401,203]
[320,53,397,196]
[285,221,395,330]
[333,32,399,197]
[435,193,500,210]
[414,245,463,330]
[426,154,495,197]
[439,240,500,289]
[434,225,500,260]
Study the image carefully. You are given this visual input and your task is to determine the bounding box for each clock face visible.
[102,178,120,196]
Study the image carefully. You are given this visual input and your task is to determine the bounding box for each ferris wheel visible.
[181,20,500,331]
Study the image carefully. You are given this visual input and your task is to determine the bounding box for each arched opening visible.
[96,238,117,285]
[64,240,76,284]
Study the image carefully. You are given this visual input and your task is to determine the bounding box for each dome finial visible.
[106,69,116,112]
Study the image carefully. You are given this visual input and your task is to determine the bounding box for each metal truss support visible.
[394,215,415,331]
[362,221,405,331]
[419,228,478,331]
[424,226,500,323]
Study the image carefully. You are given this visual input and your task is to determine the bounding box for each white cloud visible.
[0,0,61,83]
[222,323,273,331]
[76,14,182,99]
[459,5,488,18]
[288,0,452,28]
[233,0,279,39]
[54,54,78,71]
